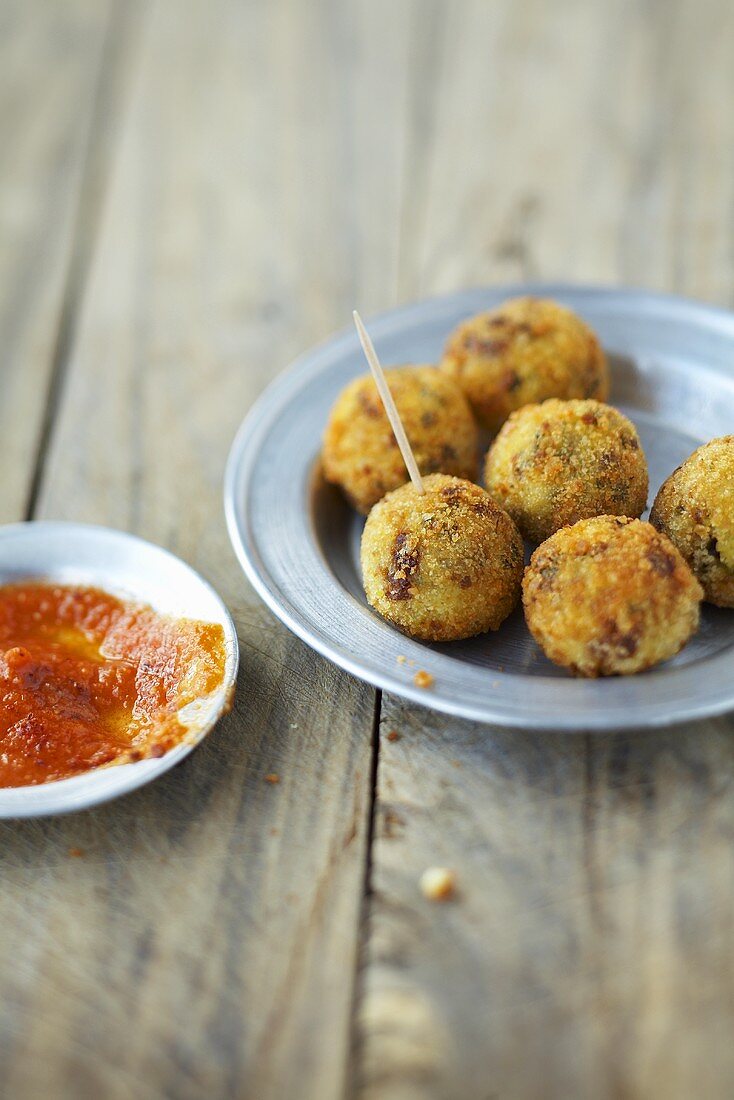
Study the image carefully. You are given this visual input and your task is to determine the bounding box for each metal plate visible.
[0,522,239,817]
[224,285,734,731]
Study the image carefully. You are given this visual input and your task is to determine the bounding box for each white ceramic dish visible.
[225,284,734,731]
[0,522,238,818]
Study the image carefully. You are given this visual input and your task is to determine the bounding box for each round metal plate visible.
[224,285,734,731]
[0,522,239,817]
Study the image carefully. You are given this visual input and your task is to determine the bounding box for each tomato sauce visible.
[0,582,228,787]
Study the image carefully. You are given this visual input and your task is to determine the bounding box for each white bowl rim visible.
[0,520,239,818]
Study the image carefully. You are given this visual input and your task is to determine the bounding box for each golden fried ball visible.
[361,473,523,641]
[650,436,734,607]
[485,399,648,543]
[522,516,702,677]
[322,365,478,514]
[440,297,609,433]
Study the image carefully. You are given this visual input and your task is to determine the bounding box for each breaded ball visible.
[522,516,702,677]
[440,297,608,433]
[650,436,734,607]
[485,399,648,542]
[322,365,478,513]
[361,473,523,641]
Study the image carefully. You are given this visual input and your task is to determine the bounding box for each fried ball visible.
[361,473,523,641]
[485,399,648,542]
[440,297,608,433]
[650,436,734,607]
[322,365,478,513]
[522,516,702,677]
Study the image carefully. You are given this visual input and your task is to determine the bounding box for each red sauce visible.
[0,582,228,787]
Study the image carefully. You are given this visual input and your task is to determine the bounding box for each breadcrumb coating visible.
[440,297,608,433]
[323,365,478,513]
[485,399,648,542]
[650,435,734,607]
[420,867,456,901]
[523,516,702,677]
[361,473,523,641]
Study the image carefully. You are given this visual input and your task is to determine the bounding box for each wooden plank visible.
[0,0,115,521]
[396,0,734,304]
[0,1,413,1097]
[3,0,733,1095]
[358,0,734,1096]
[358,705,734,1099]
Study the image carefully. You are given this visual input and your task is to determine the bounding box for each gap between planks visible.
[24,0,143,521]
[346,686,383,1095]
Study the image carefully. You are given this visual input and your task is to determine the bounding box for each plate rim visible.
[224,282,734,732]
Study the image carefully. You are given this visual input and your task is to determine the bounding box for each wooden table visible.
[2,1,734,1097]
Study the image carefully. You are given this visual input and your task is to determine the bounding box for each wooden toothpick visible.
[352,310,425,495]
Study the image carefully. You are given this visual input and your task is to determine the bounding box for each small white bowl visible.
[0,521,239,818]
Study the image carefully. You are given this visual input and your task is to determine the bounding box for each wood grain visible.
[0,1,412,1097]
[358,704,734,1100]
[2,0,734,1096]
[357,1,734,1098]
[0,0,115,522]
[396,0,734,305]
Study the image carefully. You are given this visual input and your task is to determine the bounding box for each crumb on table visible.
[420,867,456,901]
[413,669,434,689]
[264,773,280,784]
[68,847,85,858]
[386,730,401,742]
